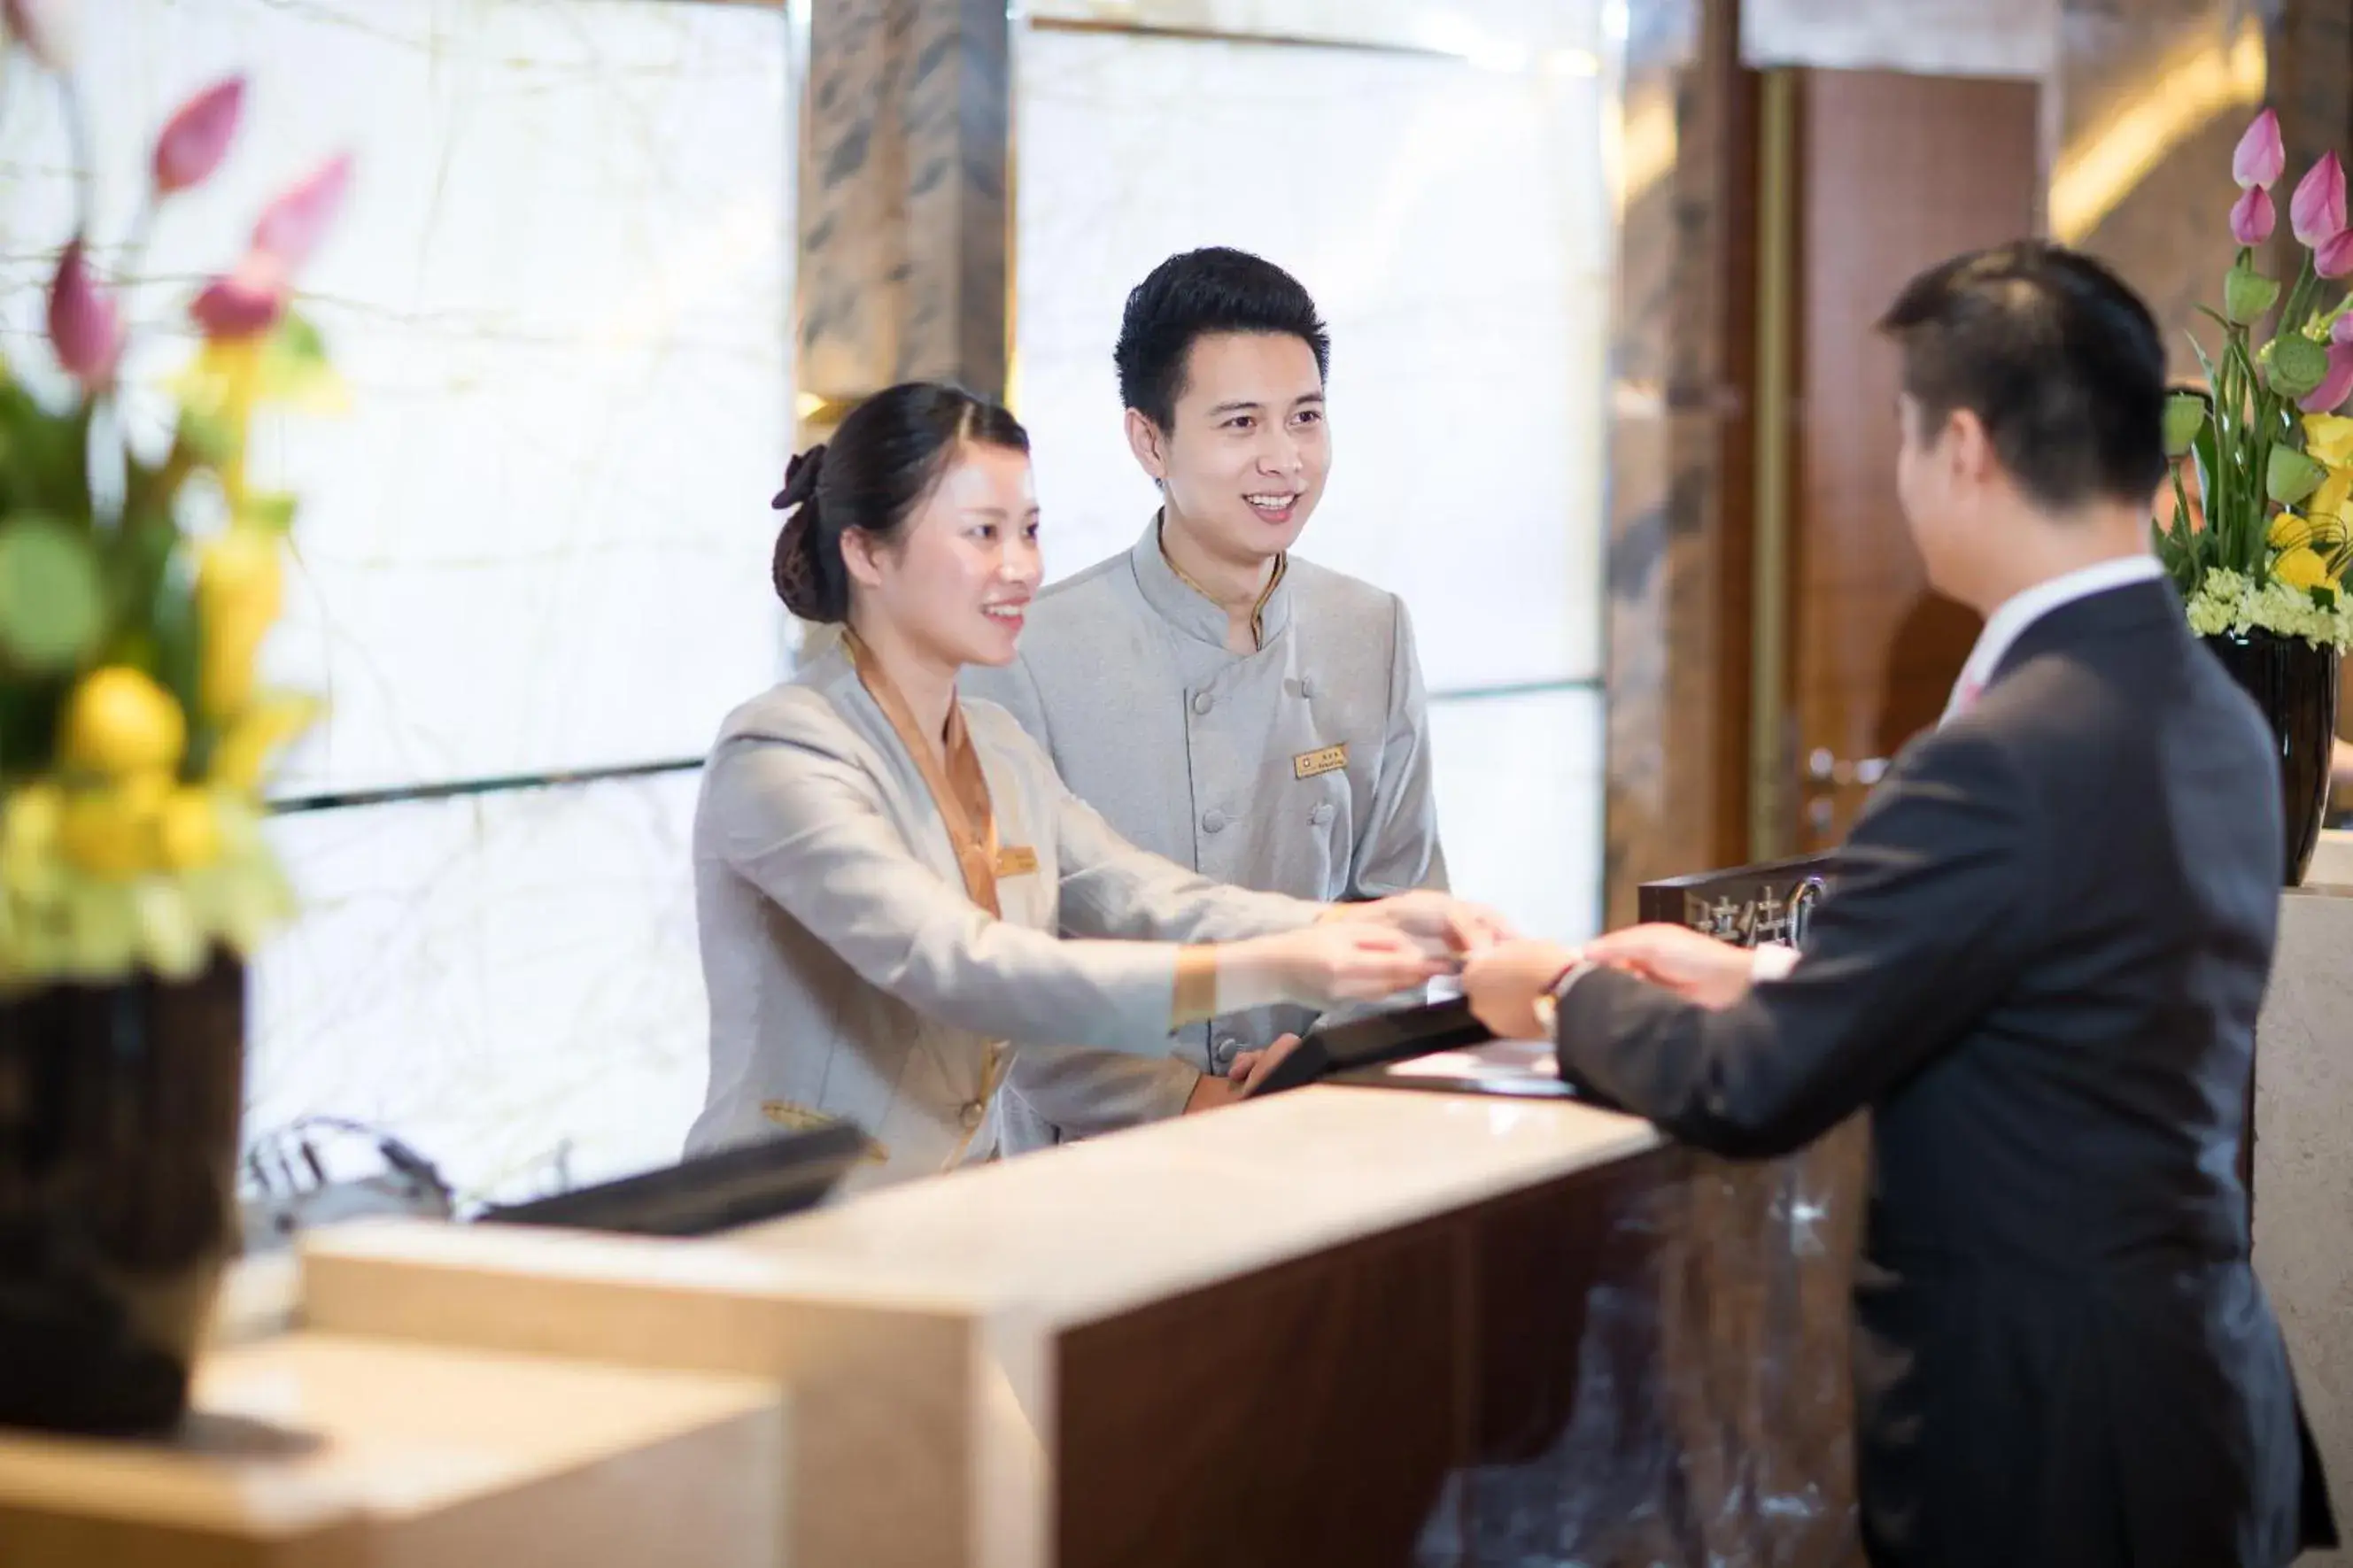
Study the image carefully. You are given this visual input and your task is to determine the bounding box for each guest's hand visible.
[1583,923,1754,1008]
[1183,1073,1243,1113]
[1230,1033,1304,1093]
[1461,938,1582,1040]
[1339,891,1515,963]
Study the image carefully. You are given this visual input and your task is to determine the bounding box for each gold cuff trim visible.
[1173,946,1219,1027]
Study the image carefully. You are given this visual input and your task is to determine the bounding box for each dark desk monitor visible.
[1241,997,1498,1097]
[474,1120,866,1237]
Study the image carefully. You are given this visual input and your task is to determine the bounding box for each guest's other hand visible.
[1230,1033,1304,1093]
[1583,923,1755,1008]
[1461,938,1581,1040]
[1341,891,1515,962]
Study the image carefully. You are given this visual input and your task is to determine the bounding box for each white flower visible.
[2184,567,2353,650]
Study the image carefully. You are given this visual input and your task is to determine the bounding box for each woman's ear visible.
[839,525,887,592]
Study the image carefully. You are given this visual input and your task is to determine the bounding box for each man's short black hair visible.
[1877,241,2169,512]
[1115,248,1331,431]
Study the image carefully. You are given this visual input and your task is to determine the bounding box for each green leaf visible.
[0,383,93,518]
[238,491,298,534]
[254,312,344,411]
[0,514,106,673]
[178,404,237,466]
[2270,444,2326,506]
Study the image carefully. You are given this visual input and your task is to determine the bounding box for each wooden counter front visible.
[298,1085,1668,1568]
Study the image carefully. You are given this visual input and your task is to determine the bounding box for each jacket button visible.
[1192,691,1214,715]
[1214,1037,1239,1065]
[1311,802,1335,827]
[1202,809,1228,833]
[1299,677,1315,698]
[960,1101,985,1130]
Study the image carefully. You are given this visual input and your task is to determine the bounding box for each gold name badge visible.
[1293,744,1348,780]
[761,1101,889,1163]
[995,845,1040,877]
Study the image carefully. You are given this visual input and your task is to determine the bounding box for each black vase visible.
[2201,630,2341,885]
[0,954,245,1435]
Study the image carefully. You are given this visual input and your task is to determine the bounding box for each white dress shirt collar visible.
[1940,554,2166,724]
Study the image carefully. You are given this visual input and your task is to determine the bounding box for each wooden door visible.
[1784,70,2043,851]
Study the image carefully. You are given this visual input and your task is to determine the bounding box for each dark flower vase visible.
[2201,630,2341,886]
[0,954,245,1435]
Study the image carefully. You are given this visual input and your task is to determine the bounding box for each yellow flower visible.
[209,693,321,794]
[61,668,188,778]
[2314,467,2353,527]
[2272,511,2316,548]
[197,528,285,718]
[155,788,224,869]
[2304,413,2353,468]
[2274,545,2336,591]
[57,773,173,880]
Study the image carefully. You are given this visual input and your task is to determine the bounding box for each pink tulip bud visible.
[2302,341,2353,413]
[190,250,290,339]
[2232,186,2277,245]
[152,77,244,195]
[2318,228,2353,280]
[2293,151,2349,247]
[2,0,72,72]
[251,152,351,272]
[2234,109,2287,190]
[46,239,120,385]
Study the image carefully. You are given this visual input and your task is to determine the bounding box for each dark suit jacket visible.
[1555,579,2337,1568]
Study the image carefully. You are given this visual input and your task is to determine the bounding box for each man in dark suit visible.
[1461,242,2337,1567]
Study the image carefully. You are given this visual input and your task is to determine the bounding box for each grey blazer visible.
[684,640,1317,1192]
[964,519,1447,1144]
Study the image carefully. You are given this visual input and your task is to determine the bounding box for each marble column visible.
[798,0,1010,436]
[1603,0,1753,928]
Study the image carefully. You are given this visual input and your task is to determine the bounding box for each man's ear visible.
[1126,406,1170,482]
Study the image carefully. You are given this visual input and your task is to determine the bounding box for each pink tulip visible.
[2232,186,2277,245]
[190,250,289,339]
[1,0,72,71]
[46,239,120,384]
[2318,228,2353,280]
[2334,313,2353,346]
[251,152,351,271]
[2234,109,2287,190]
[152,77,244,195]
[2301,341,2353,413]
[2293,151,2349,247]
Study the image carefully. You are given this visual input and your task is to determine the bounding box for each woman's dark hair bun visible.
[770,444,826,512]
[770,444,841,622]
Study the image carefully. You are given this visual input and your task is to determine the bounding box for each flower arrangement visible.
[0,0,348,987]
[2162,107,2353,652]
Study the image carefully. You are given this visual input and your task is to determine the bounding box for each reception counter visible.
[1,1047,1866,1566]
[295,1085,1675,1567]
[2255,835,2353,1567]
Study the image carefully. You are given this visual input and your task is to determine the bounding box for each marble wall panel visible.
[0,0,796,796]
[1428,687,1606,943]
[250,770,708,1209]
[1011,25,1613,695]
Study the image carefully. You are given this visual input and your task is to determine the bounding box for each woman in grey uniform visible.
[685,382,1483,1191]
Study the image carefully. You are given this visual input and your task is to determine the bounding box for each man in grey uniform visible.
[965,247,1451,1145]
